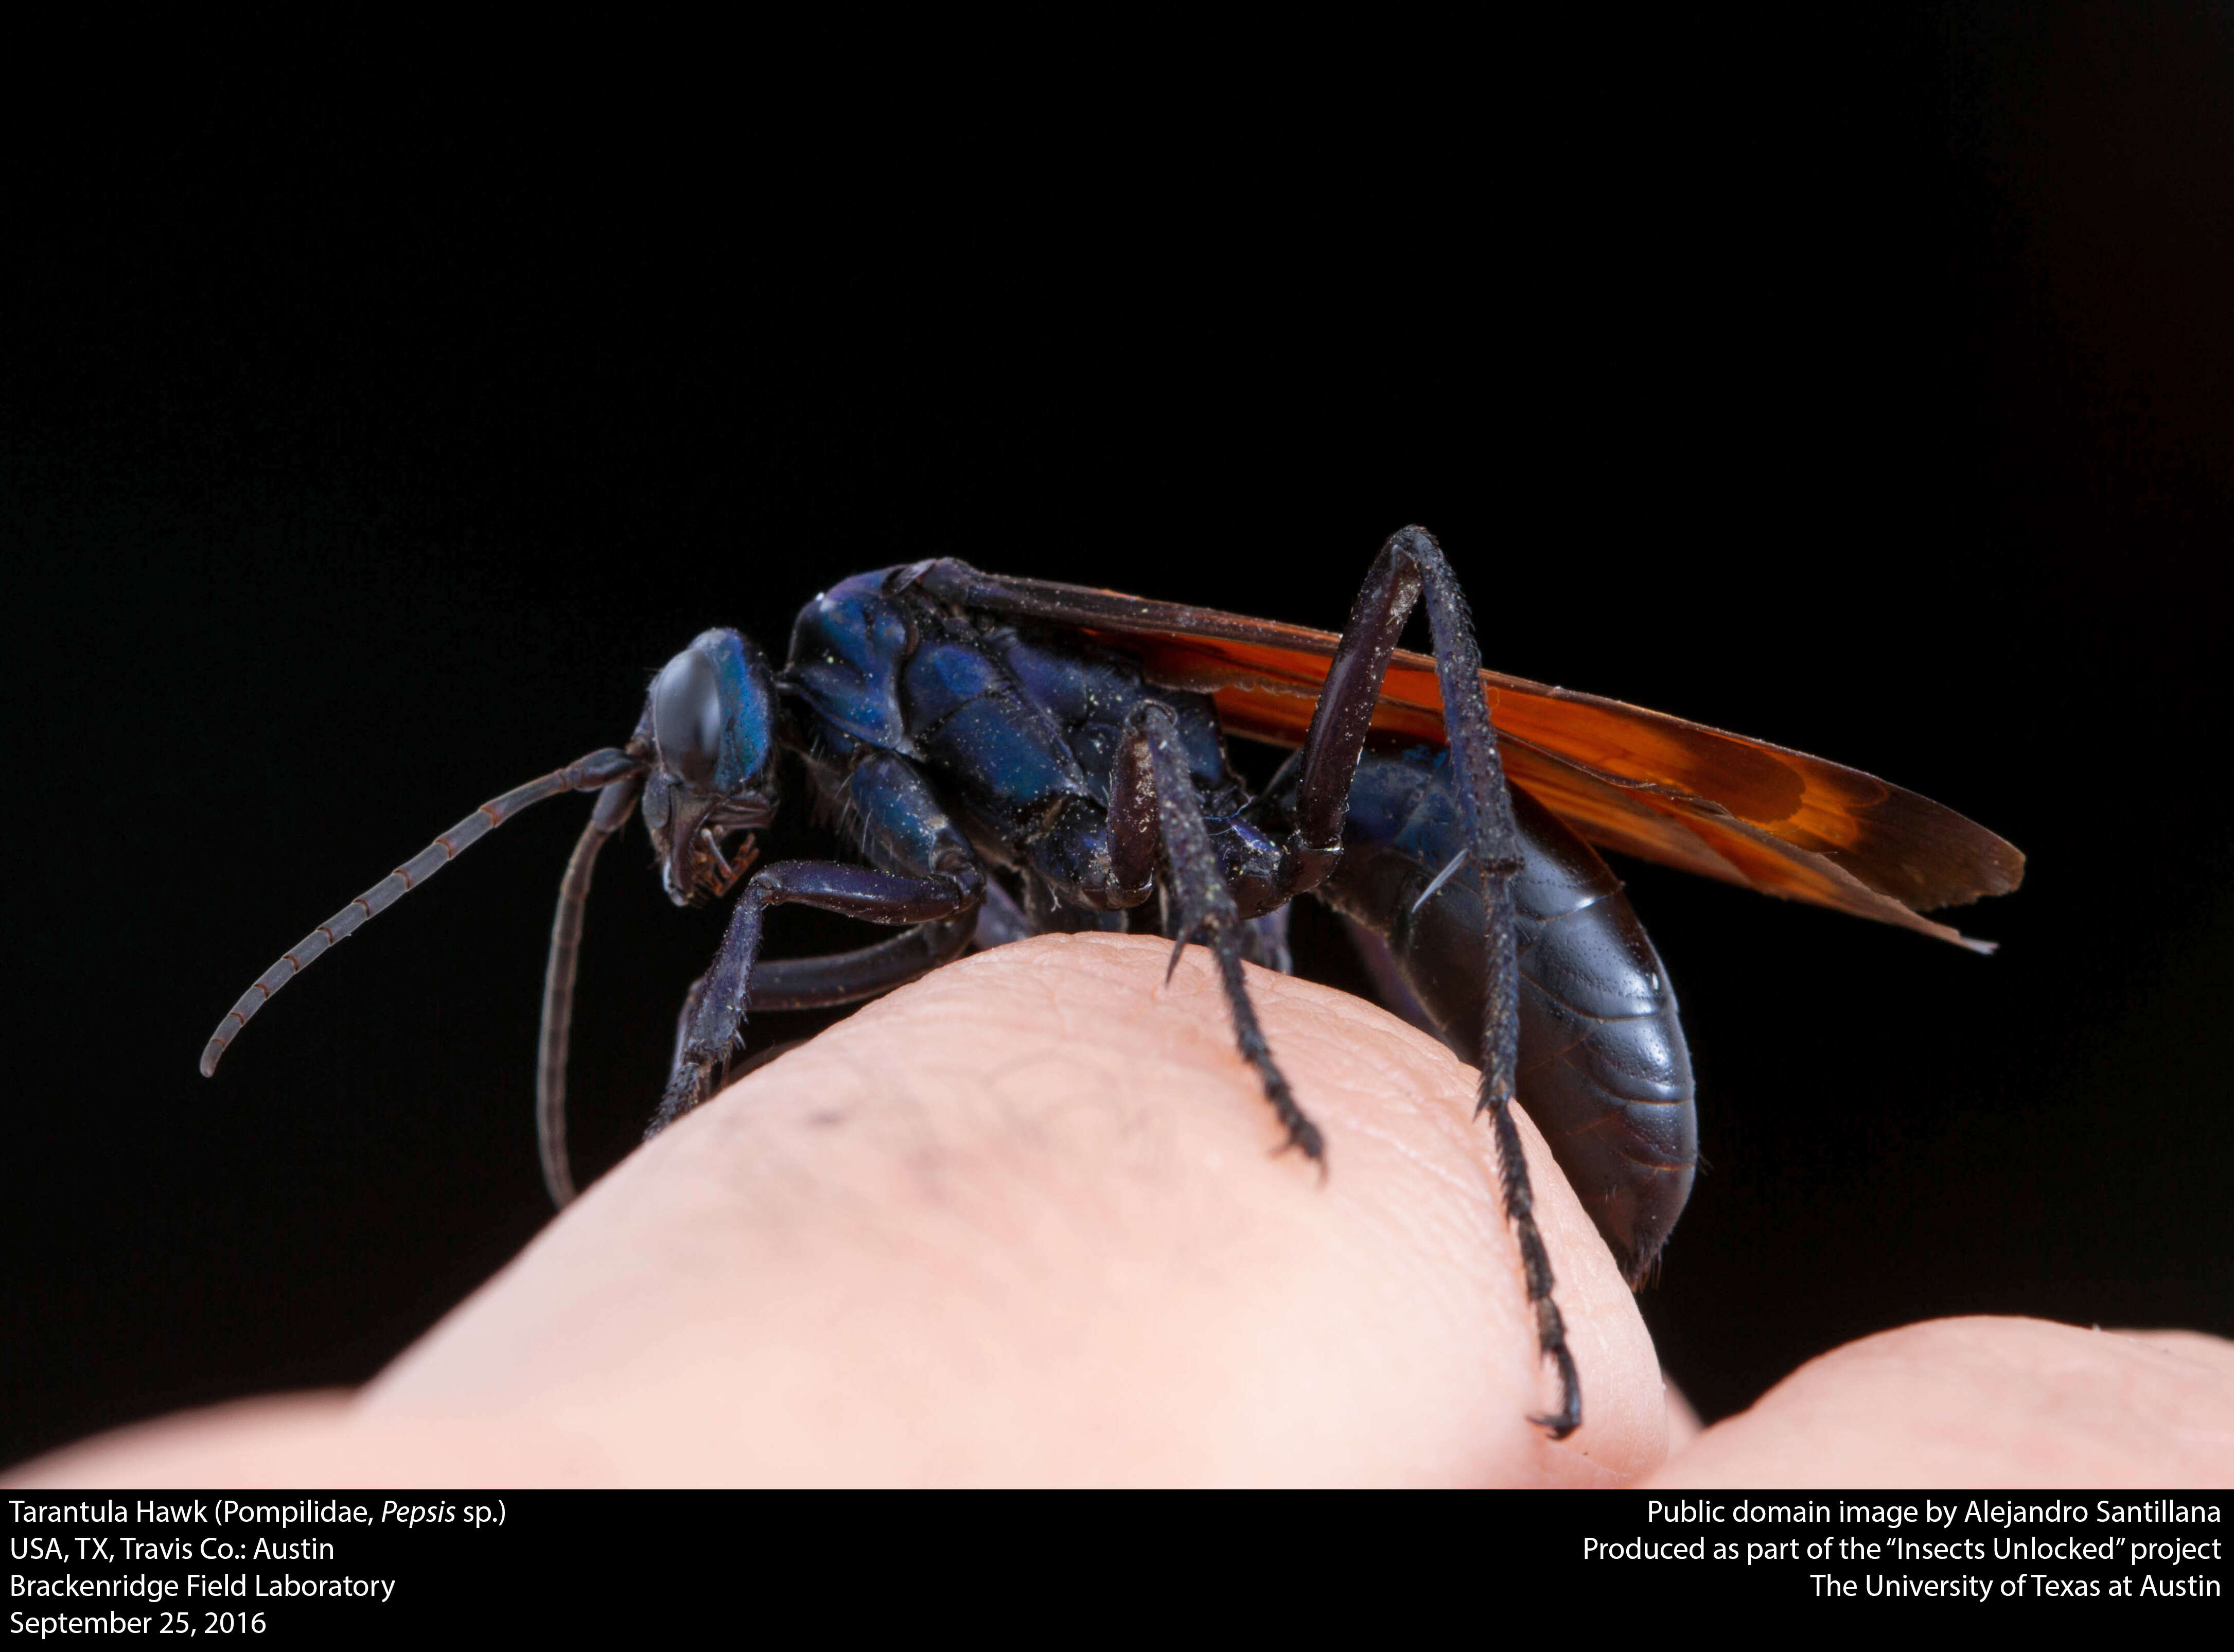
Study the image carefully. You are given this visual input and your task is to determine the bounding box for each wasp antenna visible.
[536,771,644,1207]
[200,747,644,1079]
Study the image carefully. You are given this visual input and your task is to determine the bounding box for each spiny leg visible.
[652,750,983,1134]
[747,913,980,1010]
[1116,702,1323,1163]
[1277,525,1578,1437]
[671,971,712,1084]
[655,913,979,1092]
[654,863,981,1131]
[538,770,976,1205]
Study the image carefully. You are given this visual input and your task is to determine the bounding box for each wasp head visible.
[639,629,781,906]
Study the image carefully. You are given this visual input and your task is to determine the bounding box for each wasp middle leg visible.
[1106,701,1324,1162]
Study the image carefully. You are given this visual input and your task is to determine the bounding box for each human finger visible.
[1646,1316,2234,1487]
[11,934,1669,1487]
[359,932,1667,1485]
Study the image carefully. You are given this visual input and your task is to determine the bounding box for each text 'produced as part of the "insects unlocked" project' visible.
[1577,1497,2223,1601]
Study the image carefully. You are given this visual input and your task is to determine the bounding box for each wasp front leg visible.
[1262,525,1580,1439]
[652,751,984,1133]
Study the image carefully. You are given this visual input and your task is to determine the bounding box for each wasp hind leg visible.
[1262,525,1579,1439]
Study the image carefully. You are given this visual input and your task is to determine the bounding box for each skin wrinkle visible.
[1156,947,1503,1305]
[736,957,1229,1315]
[1297,1036,1507,1314]
[966,945,1187,1183]
[731,1039,1046,1311]
[991,994,1174,1171]
[660,1085,1053,1396]
[754,1068,1041,1302]
[914,974,1154,1186]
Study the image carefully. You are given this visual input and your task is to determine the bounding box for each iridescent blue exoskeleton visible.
[203,526,2024,1438]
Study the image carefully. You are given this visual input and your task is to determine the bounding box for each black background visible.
[6,6,2231,1469]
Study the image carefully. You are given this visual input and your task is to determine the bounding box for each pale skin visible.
[14,936,2234,1487]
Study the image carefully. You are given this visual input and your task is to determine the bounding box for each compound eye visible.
[652,648,724,790]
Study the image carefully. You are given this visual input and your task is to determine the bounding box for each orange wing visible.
[931,565,2026,950]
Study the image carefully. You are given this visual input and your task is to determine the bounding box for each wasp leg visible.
[749,912,981,1010]
[540,771,974,1207]
[1268,748,1699,1287]
[1264,525,1579,1438]
[1114,702,1324,1163]
[657,910,980,1106]
[652,751,984,1134]
[670,971,712,1083]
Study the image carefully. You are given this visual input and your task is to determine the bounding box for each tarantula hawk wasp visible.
[202,527,2023,1438]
